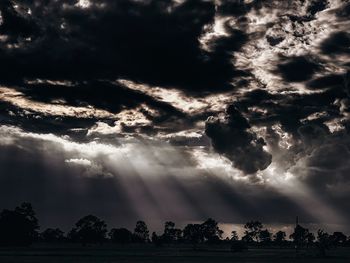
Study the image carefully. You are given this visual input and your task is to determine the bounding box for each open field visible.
[1,245,350,263]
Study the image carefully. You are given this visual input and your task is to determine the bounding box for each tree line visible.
[0,203,349,256]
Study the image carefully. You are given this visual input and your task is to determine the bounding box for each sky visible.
[0,0,350,234]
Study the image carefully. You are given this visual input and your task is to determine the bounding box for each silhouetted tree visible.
[243,221,263,243]
[41,228,65,243]
[133,221,149,243]
[15,203,39,228]
[259,229,272,244]
[68,215,107,245]
[306,232,315,248]
[183,224,203,248]
[0,202,39,246]
[109,228,132,244]
[241,234,253,243]
[317,229,332,257]
[331,232,347,246]
[174,228,182,242]
[290,224,310,249]
[162,221,182,244]
[201,218,223,243]
[273,231,286,246]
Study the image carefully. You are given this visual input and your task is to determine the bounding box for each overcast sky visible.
[0,0,350,233]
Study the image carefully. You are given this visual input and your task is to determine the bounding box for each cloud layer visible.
[0,0,350,229]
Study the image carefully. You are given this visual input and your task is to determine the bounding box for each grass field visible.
[0,244,349,263]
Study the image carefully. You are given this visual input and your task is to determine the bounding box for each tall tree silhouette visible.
[290,224,310,249]
[68,215,107,245]
[162,221,182,244]
[317,229,331,257]
[0,202,39,246]
[133,221,149,243]
[183,224,204,248]
[273,231,286,246]
[259,229,272,244]
[242,221,263,243]
[306,232,315,248]
[201,218,223,243]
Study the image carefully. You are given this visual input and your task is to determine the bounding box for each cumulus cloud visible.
[205,105,272,174]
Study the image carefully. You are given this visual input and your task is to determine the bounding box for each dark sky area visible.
[0,0,350,233]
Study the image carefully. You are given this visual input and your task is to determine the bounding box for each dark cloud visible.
[1,0,350,229]
[236,86,345,139]
[297,123,329,149]
[20,80,187,118]
[0,0,248,94]
[217,0,250,16]
[320,31,350,55]
[0,0,40,39]
[277,56,321,82]
[0,78,197,139]
[307,0,328,16]
[205,105,272,174]
[266,35,284,46]
[307,73,347,90]
[335,2,350,18]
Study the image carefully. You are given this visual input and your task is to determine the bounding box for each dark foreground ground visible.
[1,244,350,263]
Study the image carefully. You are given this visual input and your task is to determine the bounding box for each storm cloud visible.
[205,105,272,174]
[1,0,350,230]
